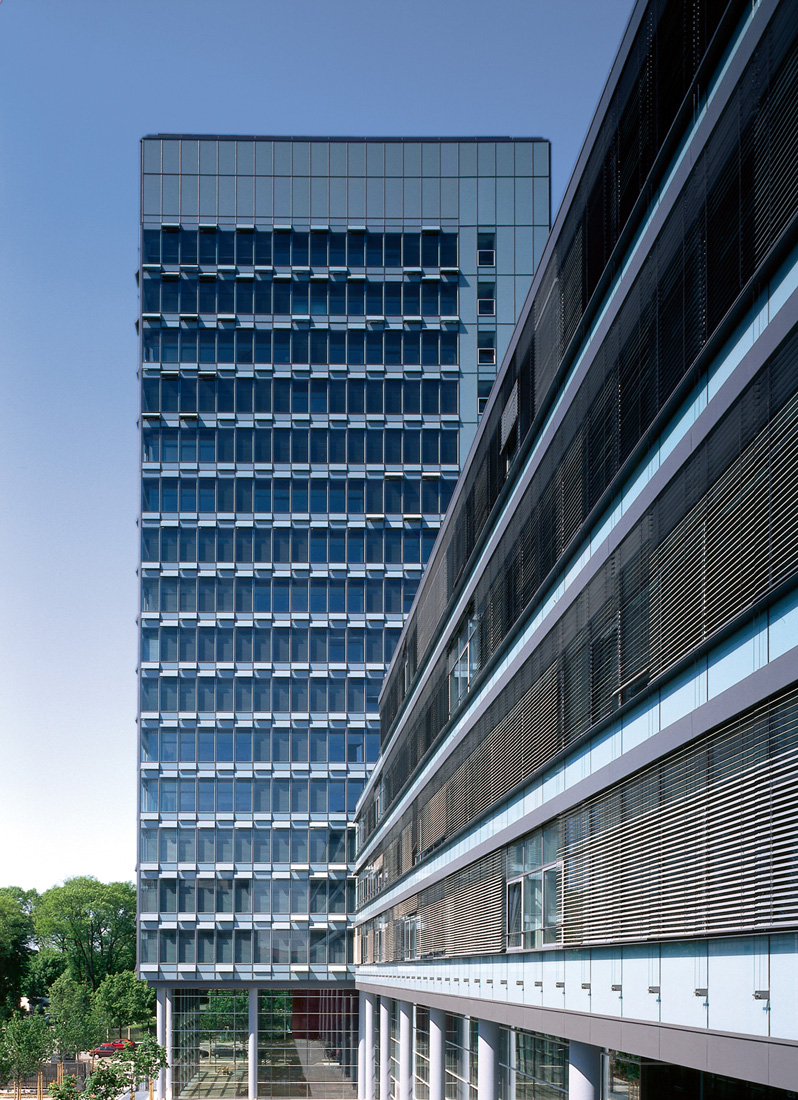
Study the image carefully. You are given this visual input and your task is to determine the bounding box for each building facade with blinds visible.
[353,1,798,1097]
[136,135,550,1100]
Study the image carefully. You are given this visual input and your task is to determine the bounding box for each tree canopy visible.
[0,889,35,1019]
[47,973,103,1058]
[0,1013,54,1087]
[24,948,66,1001]
[33,878,135,991]
[81,1038,167,1100]
[93,971,155,1036]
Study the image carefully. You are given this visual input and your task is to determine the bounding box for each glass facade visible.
[258,990,357,1098]
[137,134,548,1096]
[173,989,249,1100]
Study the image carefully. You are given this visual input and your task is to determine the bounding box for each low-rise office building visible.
[353,0,798,1096]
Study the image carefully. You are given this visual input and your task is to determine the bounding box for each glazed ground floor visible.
[151,984,798,1100]
[155,986,357,1099]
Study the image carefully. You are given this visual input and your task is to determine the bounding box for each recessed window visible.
[507,822,562,949]
[448,609,480,710]
[477,281,496,315]
[478,330,496,366]
[477,232,496,267]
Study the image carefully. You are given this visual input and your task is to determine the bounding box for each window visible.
[477,281,496,315]
[448,610,480,711]
[402,914,419,960]
[477,379,493,417]
[477,232,496,267]
[375,780,385,823]
[477,331,496,365]
[507,822,562,949]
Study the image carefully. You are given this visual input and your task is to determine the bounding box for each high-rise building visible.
[354,1,798,1098]
[137,136,549,1099]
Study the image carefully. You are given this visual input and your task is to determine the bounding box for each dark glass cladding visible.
[379,0,740,747]
[358,331,798,901]
[370,0,798,853]
[142,328,458,368]
[141,227,458,271]
[142,377,458,417]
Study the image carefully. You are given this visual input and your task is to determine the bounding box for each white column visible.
[155,990,166,1100]
[398,1001,412,1100]
[358,993,367,1100]
[458,1017,469,1100]
[568,1041,602,1100]
[428,1008,445,1100]
[508,1024,517,1100]
[164,990,173,1100]
[477,1019,500,1100]
[379,998,391,1100]
[248,988,258,1100]
[364,994,376,1100]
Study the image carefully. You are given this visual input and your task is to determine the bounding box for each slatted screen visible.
[360,686,798,961]
[359,852,504,964]
[358,335,798,905]
[563,685,798,944]
[379,0,738,748]
[363,2,798,859]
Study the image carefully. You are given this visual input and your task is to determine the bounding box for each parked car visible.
[90,1040,137,1057]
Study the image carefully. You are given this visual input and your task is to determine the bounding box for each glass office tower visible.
[136,136,549,1099]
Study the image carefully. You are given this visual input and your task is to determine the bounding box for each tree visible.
[0,1013,54,1093]
[0,889,35,1019]
[118,1038,168,1084]
[93,971,155,1038]
[33,878,135,991]
[23,948,66,1001]
[82,1038,167,1100]
[47,973,103,1058]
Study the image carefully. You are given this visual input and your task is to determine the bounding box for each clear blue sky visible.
[0,0,633,892]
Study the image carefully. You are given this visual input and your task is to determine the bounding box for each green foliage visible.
[24,948,67,1001]
[83,1039,167,1100]
[82,1058,129,1100]
[197,990,249,1040]
[48,973,104,1058]
[49,1075,82,1100]
[0,889,35,1019]
[33,878,135,991]
[118,1037,168,1082]
[93,971,155,1036]
[0,1012,54,1086]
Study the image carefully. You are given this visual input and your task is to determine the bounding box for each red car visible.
[90,1040,138,1056]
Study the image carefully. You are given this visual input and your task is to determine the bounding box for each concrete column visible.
[155,990,166,1100]
[398,1001,412,1100]
[379,998,391,1100]
[248,988,258,1100]
[477,1019,500,1100]
[364,994,376,1100]
[428,1008,445,1100]
[568,1041,602,1100]
[164,990,173,1100]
